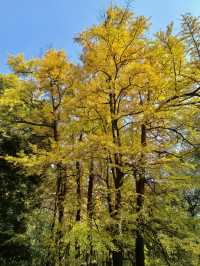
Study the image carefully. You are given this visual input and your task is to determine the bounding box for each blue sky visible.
[0,0,200,72]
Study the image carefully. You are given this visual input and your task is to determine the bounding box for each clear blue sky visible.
[0,0,200,72]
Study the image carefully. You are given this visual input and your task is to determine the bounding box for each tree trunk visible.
[106,159,113,215]
[86,160,95,266]
[56,166,67,266]
[76,161,81,222]
[76,133,83,222]
[135,124,146,266]
[87,160,95,219]
[108,92,124,266]
[53,120,68,265]
[111,160,123,266]
[135,177,145,266]
[75,160,82,259]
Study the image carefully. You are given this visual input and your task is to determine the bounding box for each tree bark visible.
[105,159,113,215]
[109,92,124,266]
[56,165,67,266]
[75,160,82,260]
[53,119,67,265]
[135,124,146,266]
[86,160,95,266]
[76,161,81,222]
[76,132,83,222]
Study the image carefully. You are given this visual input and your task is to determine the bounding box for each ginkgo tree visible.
[1,49,82,265]
[76,6,200,266]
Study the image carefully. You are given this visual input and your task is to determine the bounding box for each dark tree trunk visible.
[108,92,124,266]
[135,177,145,266]
[75,133,83,260]
[112,251,123,266]
[76,161,81,222]
[56,166,67,266]
[76,133,83,222]
[87,160,95,219]
[112,159,123,266]
[86,160,95,266]
[135,232,145,266]
[75,160,82,259]
[106,159,113,215]
[52,120,68,265]
[135,124,146,266]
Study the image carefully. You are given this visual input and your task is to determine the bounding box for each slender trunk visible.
[76,161,81,222]
[75,133,83,260]
[112,155,123,266]
[87,160,95,219]
[135,177,145,266]
[56,165,67,266]
[86,160,95,266]
[135,124,146,266]
[109,92,124,266]
[75,160,82,260]
[76,133,83,222]
[114,165,123,212]
[53,120,68,265]
[106,158,113,215]
[105,159,114,266]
